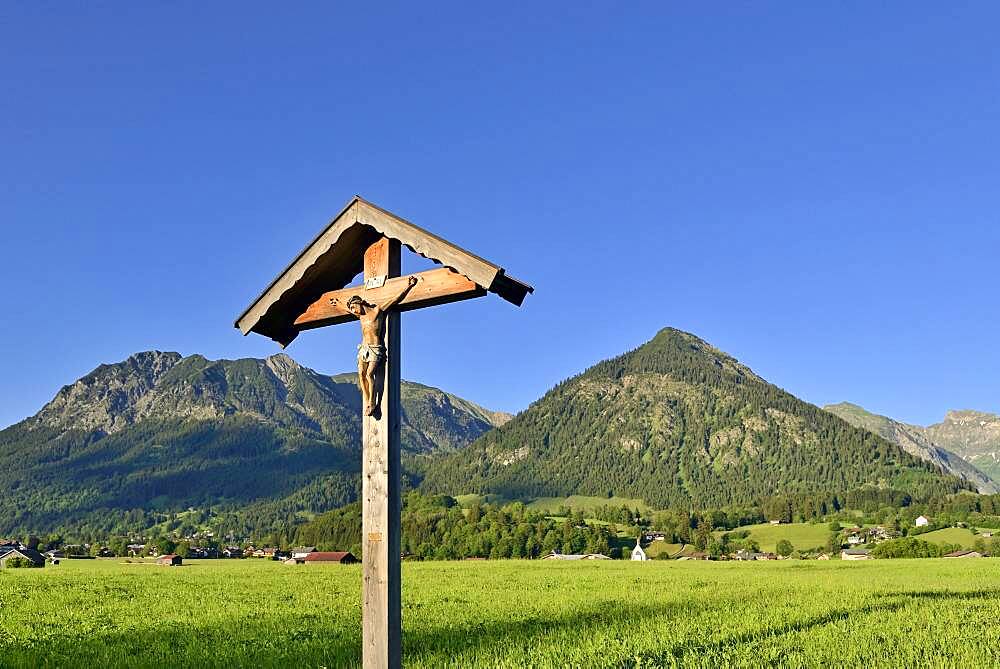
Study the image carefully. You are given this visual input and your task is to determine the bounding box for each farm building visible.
[291,546,316,559]
[841,549,871,561]
[541,552,610,561]
[944,550,983,559]
[631,539,648,561]
[0,547,45,568]
[303,551,358,564]
[157,554,182,566]
[915,515,930,527]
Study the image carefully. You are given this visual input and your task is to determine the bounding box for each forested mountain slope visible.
[421,328,972,508]
[824,402,998,494]
[0,351,506,535]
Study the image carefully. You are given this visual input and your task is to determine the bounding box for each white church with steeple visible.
[631,537,647,561]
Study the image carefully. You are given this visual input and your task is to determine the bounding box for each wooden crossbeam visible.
[293,268,486,330]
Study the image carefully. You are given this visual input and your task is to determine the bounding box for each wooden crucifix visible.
[235,196,531,669]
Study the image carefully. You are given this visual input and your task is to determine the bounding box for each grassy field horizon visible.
[2,558,1000,667]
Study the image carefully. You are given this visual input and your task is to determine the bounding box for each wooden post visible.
[361,237,402,669]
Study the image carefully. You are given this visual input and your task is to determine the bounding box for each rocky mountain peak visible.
[942,409,1000,426]
[36,350,184,434]
[265,353,305,387]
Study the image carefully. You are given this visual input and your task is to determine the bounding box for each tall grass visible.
[1,558,998,668]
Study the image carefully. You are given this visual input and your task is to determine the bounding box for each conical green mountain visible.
[0,351,507,535]
[421,328,972,507]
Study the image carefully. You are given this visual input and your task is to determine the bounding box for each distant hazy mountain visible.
[923,410,1000,486]
[421,328,971,508]
[0,351,507,534]
[824,403,999,494]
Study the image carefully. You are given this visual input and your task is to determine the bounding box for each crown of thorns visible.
[347,295,365,308]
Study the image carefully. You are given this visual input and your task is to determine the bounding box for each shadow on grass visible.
[6,599,701,669]
[626,588,1000,666]
[10,589,997,669]
[404,599,701,660]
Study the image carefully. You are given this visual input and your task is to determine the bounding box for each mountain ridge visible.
[823,402,998,494]
[421,327,973,507]
[0,351,508,535]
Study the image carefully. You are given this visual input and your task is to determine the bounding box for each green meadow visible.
[2,558,1000,668]
[714,522,833,553]
[916,526,983,549]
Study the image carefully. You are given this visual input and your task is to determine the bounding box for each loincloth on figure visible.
[357,343,387,364]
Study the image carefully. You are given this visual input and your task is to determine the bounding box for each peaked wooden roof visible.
[235,196,533,346]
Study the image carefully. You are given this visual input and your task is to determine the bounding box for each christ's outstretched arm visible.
[378,275,418,311]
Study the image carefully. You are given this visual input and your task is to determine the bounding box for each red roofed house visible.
[303,551,358,564]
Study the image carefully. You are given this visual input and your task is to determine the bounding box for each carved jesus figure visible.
[347,275,418,416]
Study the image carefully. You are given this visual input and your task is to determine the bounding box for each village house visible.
[733,550,763,561]
[303,551,358,565]
[915,515,930,527]
[291,546,317,559]
[841,549,871,561]
[157,554,183,566]
[866,526,894,543]
[677,552,709,561]
[944,550,983,559]
[186,547,207,559]
[223,547,243,558]
[0,547,46,568]
[642,532,667,543]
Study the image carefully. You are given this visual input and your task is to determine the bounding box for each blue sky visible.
[2,3,998,429]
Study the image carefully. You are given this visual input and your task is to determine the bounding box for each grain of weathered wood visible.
[355,199,497,288]
[292,268,485,329]
[361,237,402,669]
